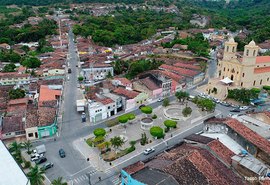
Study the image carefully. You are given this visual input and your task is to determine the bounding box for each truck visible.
[33,144,46,154]
[76,99,86,112]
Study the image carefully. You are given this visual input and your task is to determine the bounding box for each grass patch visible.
[106,118,119,127]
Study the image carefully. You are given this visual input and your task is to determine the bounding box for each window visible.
[232,47,235,52]
[267,78,269,81]
[242,73,245,77]
[226,46,229,52]
[28,133,33,137]
[246,49,249,56]
[223,67,226,72]
[253,80,256,86]
[241,82,243,87]
[253,50,256,56]
[108,106,110,109]
[260,79,262,85]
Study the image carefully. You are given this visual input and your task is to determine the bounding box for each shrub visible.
[127,146,135,153]
[86,138,93,147]
[251,88,261,93]
[152,114,157,119]
[93,136,105,145]
[150,126,164,139]
[164,120,177,129]
[182,107,192,117]
[118,115,129,124]
[162,98,170,107]
[128,113,136,120]
[93,128,106,137]
[106,119,119,127]
[23,160,31,169]
[141,106,153,114]
[263,86,270,90]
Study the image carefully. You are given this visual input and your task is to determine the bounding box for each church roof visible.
[256,56,270,64]
[254,66,270,74]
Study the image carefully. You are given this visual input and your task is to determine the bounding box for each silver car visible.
[143,148,155,155]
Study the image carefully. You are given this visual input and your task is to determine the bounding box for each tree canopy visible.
[163,120,177,129]
[9,88,25,99]
[150,126,164,139]
[140,106,153,114]
[21,57,41,68]
[93,128,106,137]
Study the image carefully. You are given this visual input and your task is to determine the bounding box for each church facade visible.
[218,38,270,88]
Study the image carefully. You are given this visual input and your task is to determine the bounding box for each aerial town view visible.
[0,0,270,185]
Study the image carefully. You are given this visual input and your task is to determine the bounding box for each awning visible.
[220,77,233,84]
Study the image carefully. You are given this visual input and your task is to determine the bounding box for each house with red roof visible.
[0,72,30,86]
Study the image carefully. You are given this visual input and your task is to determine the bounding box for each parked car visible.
[239,106,249,110]
[35,157,47,164]
[230,109,241,113]
[157,98,163,102]
[143,148,155,155]
[220,102,230,107]
[59,149,66,158]
[188,95,195,101]
[41,162,54,171]
[30,153,44,161]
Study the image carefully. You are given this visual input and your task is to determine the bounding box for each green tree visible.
[118,115,129,125]
[175,91,189,103]
[129,140,136,148]
[78,76,84,81]
[23,140,32,154]
[110,136,124,149]
[197,98,216,112]
[162,98,170,107]
[163,120,177,129]
[21,57,41,68]
[140,106,153,115]
[3,63,16,72]
[140,132,148,145]
[8,88,25,99]
[51,177,67,185]
[106,71,113,78]
[182,107,192,117]
[150,126,164,139]
[27,165,45,185]
[93,128,106,138]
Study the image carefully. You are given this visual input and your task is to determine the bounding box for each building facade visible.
[218,38,270,88]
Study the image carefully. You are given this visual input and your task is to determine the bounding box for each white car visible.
[143,148,155,155]
[239,106,249,110]
[157,98,163,102]
[31,153,44,161]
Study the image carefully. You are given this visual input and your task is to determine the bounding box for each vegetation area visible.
[227,88,259,104]
[150,126,164,139]
[192,97,216,112]
[113,59,163,79]
[73,9,183,46]
[162,33,210,57]
[140,106,153,115]
[182,106,192,117]
[175,91,189,103]
[9,88,25,99]
[163,120,177,131]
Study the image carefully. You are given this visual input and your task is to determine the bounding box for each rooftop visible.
[38,107,56,127]
[256,56,270,64]
[140,77,161,91]
[0,141,30,185]
[113,87,139,99]
[254,66,270,74]
[159,64,199,77]
[2,116,24,133]
[39,85,61,103]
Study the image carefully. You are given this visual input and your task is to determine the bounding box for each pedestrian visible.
[98,177,101,181]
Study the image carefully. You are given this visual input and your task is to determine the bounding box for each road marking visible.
[70,166,92,177]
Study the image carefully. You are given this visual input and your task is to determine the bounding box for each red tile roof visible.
[224,119,270,155]
[39,85,61,103]
[159,70,185,82]
[254,66,270,74]
[173,62,201,70]
[113,87,139,99]
[0,72,30,79]
[113,77,132,86]
[140,77,161,91]
[256,56,270,64]
[207,140,234,165]
[38,107,56,127]
[159,64,199,77]
[123,161,145,175]
[2,116,24,133]
[8,98,28,105]
[96,98,114,105]
[26,107,38,128]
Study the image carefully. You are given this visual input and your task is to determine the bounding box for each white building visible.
[0,141,30,185]
[82,63,114,81]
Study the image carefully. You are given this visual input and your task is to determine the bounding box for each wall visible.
[121,170,145,185]
[25,127,38,141]
[38,122,57,138]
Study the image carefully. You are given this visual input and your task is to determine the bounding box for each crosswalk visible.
[72,169,97,184]
[111,175,121,185]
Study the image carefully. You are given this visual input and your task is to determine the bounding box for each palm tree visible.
[27,165,45,185]
[110,136,124,150]
[9,141,23,162]
[51,177,67,185]
[23,141,32,154]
